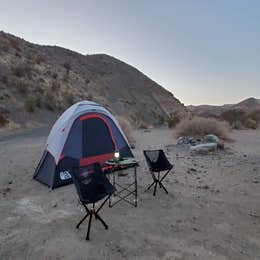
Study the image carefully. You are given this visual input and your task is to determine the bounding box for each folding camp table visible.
[105,158,139,208]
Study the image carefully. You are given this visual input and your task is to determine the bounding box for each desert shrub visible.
[8,38,21,51]
[0,114,9,126]
[139,122,149,129]
[6,121,20,130]
[35,55,46,64]
[87,94,93,100]
[16,79,28,95]
[35,95,42,108]
[244,118,258,129]
[231,121,244,130]
[1,45,9,53]
[63,90,75,105]
[64,62,71,76]
[52,72,58,79]
[157,115,165,125]
[51,80,60,92]
[175,117,229,139]
[116,116,135,145]
[167,114,181,128]
[248,110,260,122]
[24,97,36,113]
[12,63,33,78]
[220,109,245,125]
[44,91,56,111]
[1,75,8,84]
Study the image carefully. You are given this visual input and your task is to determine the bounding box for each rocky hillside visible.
[188,97,260,118]
[0,31,186,129]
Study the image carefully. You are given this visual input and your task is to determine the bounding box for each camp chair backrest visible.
[143,149,172,172]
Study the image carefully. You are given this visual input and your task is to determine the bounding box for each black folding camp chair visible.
[143,149,173,196]
[70,161,115,240]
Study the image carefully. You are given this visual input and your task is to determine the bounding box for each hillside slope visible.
[0,31,186,128]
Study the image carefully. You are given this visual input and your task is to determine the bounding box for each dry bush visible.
[231,121,244,130]
[221,109,259,129]
[63,90,75,105]
[6,121,20,130]
[244,118,258,129]
[0,113,9,126]
[175,117,229,139]
[51,80,60,92]
[25,97,36,113]
[167,114,181,128]
[139,122,149,129]
[12,63,33,78]
[1,75,8,84]
[44,91,56,111]
[116,116,135,145]
[16,79,28,95]
[221,109,245,124]
[248,109,260,123]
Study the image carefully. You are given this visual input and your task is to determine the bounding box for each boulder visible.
[190,143,217,154]
[203,134,220,143]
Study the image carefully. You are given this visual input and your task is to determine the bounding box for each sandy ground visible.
[0,127,260,260]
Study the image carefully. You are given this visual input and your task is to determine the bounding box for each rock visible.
[204,134,220,143]
[190,143,217,153]
[197,185,209,190]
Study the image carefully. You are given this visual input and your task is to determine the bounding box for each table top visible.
[105,157,139,166]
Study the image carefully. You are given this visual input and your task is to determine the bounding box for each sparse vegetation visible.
[1,75,8,84]
[220,109,259,129]
[44,91,56,111]
[25,97,36,112]
[64,62,71,76]
[63,90,75,105]
[12,63,33,78]
[0,113,9,126]
[16,79,28,95]
[167,113,181,128]
[51,80,60,92]
[116,116,135,145]
[175,117,229,139]
[244,118,258,129]
[139,122,149,129]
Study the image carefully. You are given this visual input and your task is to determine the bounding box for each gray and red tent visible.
[34,101,133,189]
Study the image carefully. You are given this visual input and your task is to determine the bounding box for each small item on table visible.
[114,150,120,162]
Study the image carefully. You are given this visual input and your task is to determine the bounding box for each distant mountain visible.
[188,97,260,118]
[0,31,187,128]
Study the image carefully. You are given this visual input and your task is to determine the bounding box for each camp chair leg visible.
[153,181,158,196]
[159,181,168,194]
[76,212,89,229]
[145,180,156,191]
[86,211,93,240]
[94,212,108,229]
[76,204,91,229]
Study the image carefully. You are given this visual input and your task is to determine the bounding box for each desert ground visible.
[0,127,260,260]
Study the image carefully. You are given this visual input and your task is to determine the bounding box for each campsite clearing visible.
[1,128,260,260]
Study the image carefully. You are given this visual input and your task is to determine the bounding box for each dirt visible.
[0,128,260,260]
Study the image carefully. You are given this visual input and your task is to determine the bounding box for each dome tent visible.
[34,101,133,189]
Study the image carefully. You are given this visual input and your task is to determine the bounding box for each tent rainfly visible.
[34,101,133,189]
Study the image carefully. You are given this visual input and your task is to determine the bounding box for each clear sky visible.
[1,0,260,105]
